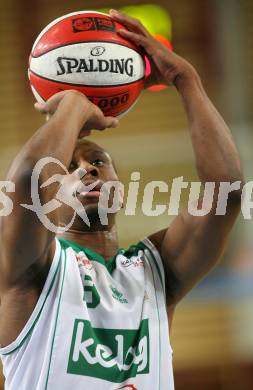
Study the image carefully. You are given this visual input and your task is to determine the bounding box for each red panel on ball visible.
[29,71,144,117]
[32,12,140,57]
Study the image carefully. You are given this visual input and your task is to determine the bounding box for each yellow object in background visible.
[97,5,172,43]
[96,8,111,15]
[120,4,172,41]
[97,4,173,92]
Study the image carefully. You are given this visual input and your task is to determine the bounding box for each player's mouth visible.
[75,180,103,199]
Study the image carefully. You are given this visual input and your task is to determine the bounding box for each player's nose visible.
[81,162,99,178]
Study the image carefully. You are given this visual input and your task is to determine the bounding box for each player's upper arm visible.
[0,162,56,291]
[149,193,241,305]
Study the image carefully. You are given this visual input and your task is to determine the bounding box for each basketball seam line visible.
[29,69,145,88]
[31,84,46,102]
[30,77,135,99]
[31,40,145,59]
[32,11,113,50]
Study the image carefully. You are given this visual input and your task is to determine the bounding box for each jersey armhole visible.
[0,238,62,356]
[140,237,166,295]
[141,238,174,354]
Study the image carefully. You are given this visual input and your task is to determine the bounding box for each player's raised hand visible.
[110,9,196,88]
[34,90,119,137]
[80,101,119,136]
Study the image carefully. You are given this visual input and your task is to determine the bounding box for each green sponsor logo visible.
[67,319,149,383]
[110,285,128,304]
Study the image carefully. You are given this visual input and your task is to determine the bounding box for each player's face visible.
[70,139,119,194]
[59,140,120,227]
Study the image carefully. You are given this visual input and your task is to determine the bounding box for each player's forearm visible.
[12,94,89,176]
[6,95,90,190]
[175,71,243,185]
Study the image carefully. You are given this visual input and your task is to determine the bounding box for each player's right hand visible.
[110,9,196,89]
[34,90,119,137]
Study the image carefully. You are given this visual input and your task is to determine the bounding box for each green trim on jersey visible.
[45,249,67,390]
[58,238,164,293]
[58,238,164,288]
[1,250,62,357]
[136,242,164,293]
[58,238,139,275]
[146,252,162,389]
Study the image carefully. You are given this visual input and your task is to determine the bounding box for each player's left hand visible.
[110,9,196,88]
[34,90,119,138]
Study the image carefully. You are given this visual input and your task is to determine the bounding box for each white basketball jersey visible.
[0,237,174,390]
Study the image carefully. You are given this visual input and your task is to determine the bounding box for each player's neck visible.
[57,225,119,262]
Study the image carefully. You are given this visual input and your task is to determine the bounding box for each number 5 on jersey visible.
[83,274,100,308]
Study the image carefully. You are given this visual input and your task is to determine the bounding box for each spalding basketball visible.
[28,11,146,117]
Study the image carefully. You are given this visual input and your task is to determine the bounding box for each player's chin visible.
[76,192,119,217]
[77,193,100,205]
[78,201,100,218]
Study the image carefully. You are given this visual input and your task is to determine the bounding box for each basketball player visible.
[0,9,243,390]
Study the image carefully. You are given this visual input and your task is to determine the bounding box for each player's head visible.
[59,139,122,231]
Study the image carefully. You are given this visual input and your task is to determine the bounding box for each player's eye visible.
[91,159,104,167]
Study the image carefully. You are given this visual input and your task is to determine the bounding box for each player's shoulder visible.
[147,228,167,255]
[0,238,55,296]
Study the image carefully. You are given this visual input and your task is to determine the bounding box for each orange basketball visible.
[28,11,146,117]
